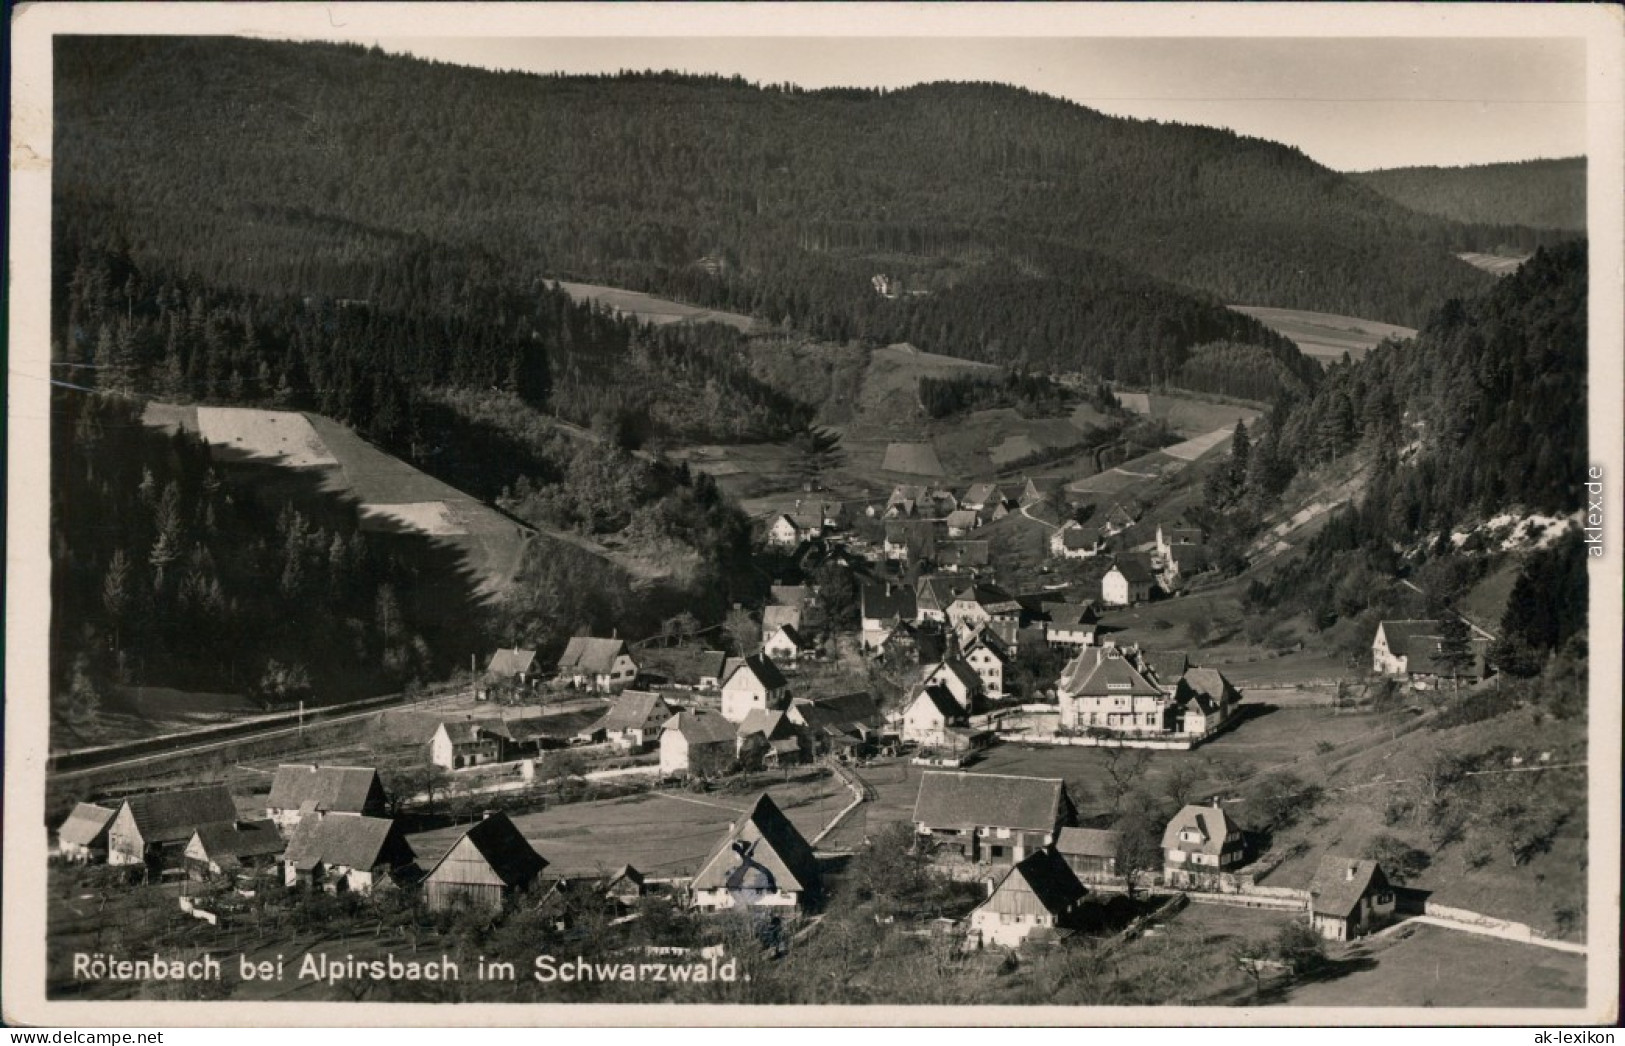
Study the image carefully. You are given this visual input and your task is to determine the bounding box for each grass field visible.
[195,407,339,467]
[1285,922,1584,1007]
[406,770,849,879]
[553,280,765,333]
[1230,306,1417,363]
[1456,252,1529,278]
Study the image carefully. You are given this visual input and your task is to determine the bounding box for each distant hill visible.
[1351,158,1586,233]
[55,37,1551,367]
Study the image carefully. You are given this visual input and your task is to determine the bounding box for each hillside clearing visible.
[1457,253,1530,277]
[552,280,765,333]
[1231,306,1417,362]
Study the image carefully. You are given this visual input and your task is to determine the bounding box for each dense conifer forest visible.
[1351,158,1586,233]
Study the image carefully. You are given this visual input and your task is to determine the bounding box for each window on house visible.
[990,845,1006,858]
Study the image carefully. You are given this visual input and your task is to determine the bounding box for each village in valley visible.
[33,30,1597,1014]
[46,449,1583,1006]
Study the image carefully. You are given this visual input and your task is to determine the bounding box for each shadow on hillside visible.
[1254,952,1381,1004]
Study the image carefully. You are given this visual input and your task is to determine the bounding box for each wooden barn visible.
[690,793,822,913]
[56,803,117,863]
[281,813,416,895]
[422,812,549,913]
[968,848,1088,949]
[107,785,238,870]
[183,819,285,881]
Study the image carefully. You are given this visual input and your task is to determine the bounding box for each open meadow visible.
[1230,306,1417,363]
[553,280,765,333]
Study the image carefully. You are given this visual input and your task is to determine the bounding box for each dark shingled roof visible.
[267,765,382,815]
[909,683,967,721]
[912,772,1072,833]
[941,540,991,567]
[192,819,285,862]
[663,709,739,746]
[58,803,117,847]
[1161,803,1244,856]
[597,690,674,733]
[724,652,788,692]
[762,604,802,631]
[986,848,1088,916]
[428,812,548,888]
[1056,827,1121,859]
[1057,647,1164,698]
[1377,620,1491,677]
[283,814,412,872]
[1144,651,1190,685]
[862,582,918,624]
[736,709,799,742]
[1108,555,1157,586]
[557,636,632,675]
[796,691,879,728]
[691,793,822,895]
[637,646,727,685]
[1308,855,1390,919]
[1043,602,1097,629]
[1178,667,1235,715]
[124,785,240,845]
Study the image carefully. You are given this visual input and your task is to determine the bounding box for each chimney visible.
[1345,864,1356,882]
[1211,797,1222,809]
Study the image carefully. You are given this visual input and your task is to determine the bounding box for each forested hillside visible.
[55,36,1553,369]
[1352,158,1586,233]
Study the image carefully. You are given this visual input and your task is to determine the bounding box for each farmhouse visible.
[945,582,1023,632]
[1160,542,1214,590]
[1161,801,1249,888]
[422,812,548,913]
[861,581,918,651]
[56,803,117,863]
[1055,827,1121,883]
[556,636,639,692]
[919,656,985,712]
[945,508,980,537]
[736,708,807,768]
[960,482,1010,512]
[1307,855,1397,941]
[636,646,727,690]
[939,539,992,572]
[265,764,388,831]
[691,793,822,912]
[1102,555,1157,606]
[914,576,960,623]
[107,785,239,870]
[1155,525,1205,558]
[789,692,883,757]
[484,647,538,685]
[766,512,823,548]
[960,627,1012,698]
[720,653,791,722]
[1371,620,1491,681]
[1050,520,1105,560]
[901,685,969,748]
[761,603,803,641]
[660,709,739,776]
[763,623,812,663]
[969,848,1089,949]
[1042,602,1098,649]
[595,690,675,751]
[282,814,416,894]
[1056,642,1239,738]
[1100,502,1140,537]
[913,772,1077,867]
[1021,476,1067,506]
[604,865,646,909]
[430,720,506,770]
[884,520,940,564]
[183,819,285,881]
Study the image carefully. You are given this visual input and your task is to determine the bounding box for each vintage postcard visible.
[6,1,1621,1027]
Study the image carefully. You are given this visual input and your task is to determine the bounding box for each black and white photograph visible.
[5,1,1621,1027]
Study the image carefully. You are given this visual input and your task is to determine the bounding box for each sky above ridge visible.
[375,36,1587,172]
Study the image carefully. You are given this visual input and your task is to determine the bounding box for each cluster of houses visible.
[1371,618,1495,686]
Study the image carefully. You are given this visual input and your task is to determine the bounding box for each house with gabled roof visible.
[969,848,1089,949]
[1155,524,1206,558]
[1161,801,1249,888]
[960,482,1010,513]
[940,539,992,572]
[1021,476,1067,507]
[556,636,639,693]
[265,764,388,832]
[913,771,1077,867]
[761,603,802,639]
[594,689,675,751]
[884,520,941,563]
[282,813,415,894]
[1057,644,1168,733]
[1372,619,1492,681]
[660,709,739,776]
[945,508,980,537]
[1042,601,1098,649]
[636,646,727,690]
[430,720,506,770]
[56,803,117,864]
[946,582,1023,632]
[766,512,823,549]
[423,812,548,913]
[720,652,791,722]
[1308,855,1397,941]
[861,581,918,651]
[1102,554,1158,606]
[1050,520,1106,560]
[1161,542,1215,589]
[736,708,807,768]
[691,793,823,912]
[789,691,882,757]
[184,819,285,881]
[901,684,971,749]
[919,656,985,712]
[108,785,239,869]
[915,576,960,623]
[1055,827,1121,883]
[485,647,538,684]
[1101,502,1141,537]
[763,622,812,663]
[960,626,1013,698]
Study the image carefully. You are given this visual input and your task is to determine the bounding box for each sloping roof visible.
[58,803,117,847]
[192,819,285,862]
[1169,544,1214,572]
[769,584,810,608]
[123,785,239,844]
[1160,525,1205,545]
[762,604,802,631]
[962,482,1006,508]
[926,657,983,694]
[486,648,537,677]
[1022,476,1067,503]
[691,793,822,894]
[267,765,382,815]
[912,772,1071,832]
[557,636,630,675]
[1161,803,1244,856]
[941,540,991,567]
[598,690,674,733]
[723,652,788,692]
[1056,827,1120,859]
[429,812,548,888]
[793,692,880,734]
[1043,602,1097,629]
[1024,500,1066,527]
[1308,856,1389,919]
[1062,525,1100,550]
[1059,647,1164,698]
[1179,667,1235,714]
[909,683,967,721]
[1377,620,1489,676]
[283,814,410,872]
[1144,651,1190,685]
[736,708,798,742]
[1108,555,1157,586]
[637,646,727,685]
[662,710,739,746]
[989,848,1088,916]
[437,720,497,745]
[862,582,918,624]
[945,509,979,529]
[767,623,808,650]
